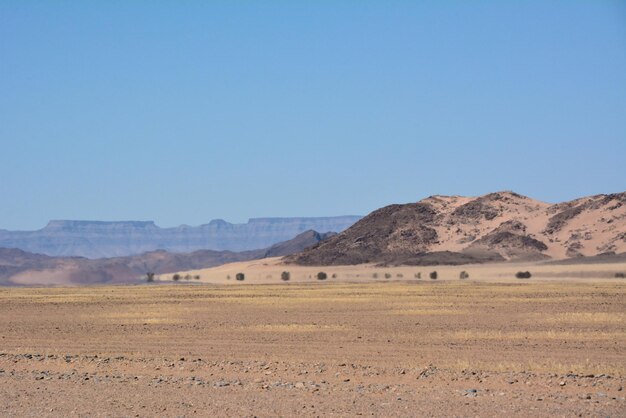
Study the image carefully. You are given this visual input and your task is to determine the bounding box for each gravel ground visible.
[0,281,624,417]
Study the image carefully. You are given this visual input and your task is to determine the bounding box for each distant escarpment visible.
[0,216,361,258]
[287,191,626,266]
[0,230,332,286]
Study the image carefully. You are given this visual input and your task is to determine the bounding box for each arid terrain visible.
[0,270,624,416]
[289,191,626,265]
[1,192,625,416]
[1,192,624,286]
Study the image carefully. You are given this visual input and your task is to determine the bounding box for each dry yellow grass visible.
[245,324,348,332]
[389,308,468,315]
[539,312,626,325]
[446,329,626,341]
[1,281,624,377]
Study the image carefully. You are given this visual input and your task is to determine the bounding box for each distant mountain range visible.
[287,191,626,266]
[0,216,361,258]
[0,230,336,286]
[3,191,624,284]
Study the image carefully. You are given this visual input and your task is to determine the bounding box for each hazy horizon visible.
[2,1,625,230]
[3,188,626,232]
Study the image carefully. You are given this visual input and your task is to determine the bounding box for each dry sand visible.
[166,256,626,285]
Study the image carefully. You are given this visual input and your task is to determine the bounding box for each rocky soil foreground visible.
[0,281,624,416]
[1,355,623,417]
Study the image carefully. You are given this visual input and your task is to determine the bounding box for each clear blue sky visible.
[1,1,625,230]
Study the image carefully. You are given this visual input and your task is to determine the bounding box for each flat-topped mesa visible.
[0,216,362,258]
[43,220,159,231]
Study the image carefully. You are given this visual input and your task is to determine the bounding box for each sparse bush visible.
[414,272,421,279]
[281,271,290,281]
[515,271,532,279]
[459,271,469,280]
[146,272,155,282]
[384,273,392,279]
[317,271,327,280]
[226,275,231,280]
[396,273,403,278]
[266,275,273,279]
[373,273,379,279]
[429,271,438,280]
[184,274,191,280]
[615,272,625,278]
[331,273,337,279]
[194,275,200,280]
[236,272,245,281]
[172,274,181,281]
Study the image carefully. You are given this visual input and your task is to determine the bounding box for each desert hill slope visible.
[287,191,626,266]
[0,230,332,286]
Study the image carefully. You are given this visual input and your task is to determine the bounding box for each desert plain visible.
[0,259,625,417]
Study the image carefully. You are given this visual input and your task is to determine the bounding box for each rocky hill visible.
[0,230,331,286]
[0,216,361,258]
[287,192,626,266]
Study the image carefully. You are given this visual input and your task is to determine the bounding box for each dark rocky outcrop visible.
[285,203,439,266]
[262,230,337,258]
[466,220,549,261]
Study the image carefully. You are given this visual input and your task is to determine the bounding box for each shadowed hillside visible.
[287,191,626,266]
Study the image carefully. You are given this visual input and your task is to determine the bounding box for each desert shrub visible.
[459,271,469,280]
[236,272,245,281]
[184,274,191,280]
[372,273,379,278]
[172,274,181,281]
[281,271,290,281]
[146,272,155,282]
[414,272,421,279]
[194,275,200,280]
[317,271,327,280]
[331,273,337,278]
[429,271,438,280]
[226,275,231,280]
[515,271,532,279]
[384,273,392,279]
[397,273,403,278]
[266,275,273,279]
[614,272,625,278]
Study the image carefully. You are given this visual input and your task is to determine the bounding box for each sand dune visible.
[288,191,626,265]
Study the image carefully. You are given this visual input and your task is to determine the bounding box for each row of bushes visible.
[145,273,202,282]
[240,271,334,281]
[147,269,554,283]
[172,273,200,281]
